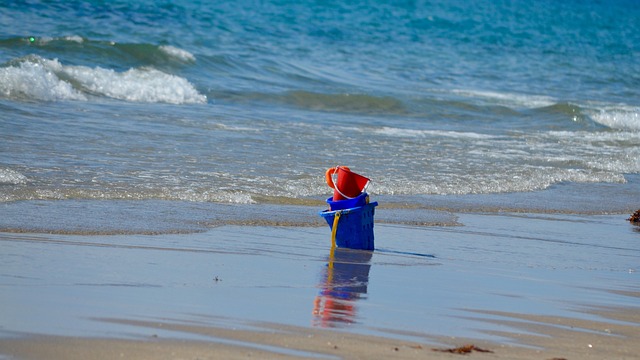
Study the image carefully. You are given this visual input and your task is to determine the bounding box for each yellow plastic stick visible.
[326,242,336,283]
[330,210,342,249]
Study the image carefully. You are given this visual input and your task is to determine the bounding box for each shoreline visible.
[1,174,638,236]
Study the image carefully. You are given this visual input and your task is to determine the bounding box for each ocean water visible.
[1,0,639,232]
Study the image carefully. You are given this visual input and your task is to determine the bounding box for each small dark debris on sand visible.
[628,209,640,224]
[432,344,493,355]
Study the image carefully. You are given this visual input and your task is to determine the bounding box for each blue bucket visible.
[319,202,378,250]
[326,192,369,211]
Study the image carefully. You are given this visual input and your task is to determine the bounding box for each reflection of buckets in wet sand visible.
[325,166,370,201]
[313,248,373,327]
[319,202,377,251]
[325,248,373,296]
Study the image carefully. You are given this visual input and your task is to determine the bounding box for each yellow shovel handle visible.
[330,210,342,249]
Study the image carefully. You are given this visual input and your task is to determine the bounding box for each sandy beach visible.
[2,307,639,360]
[1,209,639,359]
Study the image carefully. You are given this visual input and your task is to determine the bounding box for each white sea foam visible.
[25,36,83,45]
[587,105,640,131]
[0,56,206,104]
[61,64,206,104]
[63,35,84,43]
[159,45,196,62]
[0,58,87,101]
[451,89,556,108]
[372,126,496,139]
[0,168,28,185]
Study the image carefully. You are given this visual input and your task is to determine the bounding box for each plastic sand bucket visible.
[325,166,370,201]
[326,192,369,211]
[319,202,378,250]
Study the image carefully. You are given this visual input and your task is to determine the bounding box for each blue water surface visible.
[1,0,639,225]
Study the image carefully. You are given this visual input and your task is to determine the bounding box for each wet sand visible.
[1,211,639,359]
[1,306,639,360]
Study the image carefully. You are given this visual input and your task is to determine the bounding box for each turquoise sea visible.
[1,0,639,232]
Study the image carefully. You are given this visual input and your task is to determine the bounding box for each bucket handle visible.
[325,166,348,190]
[325,166,369,200]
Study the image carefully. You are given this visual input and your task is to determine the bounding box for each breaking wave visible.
[0,168,28,185]
[587,105,640,131]
[0,55,206,104]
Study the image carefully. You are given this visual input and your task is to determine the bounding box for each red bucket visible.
[325,166,370,201]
